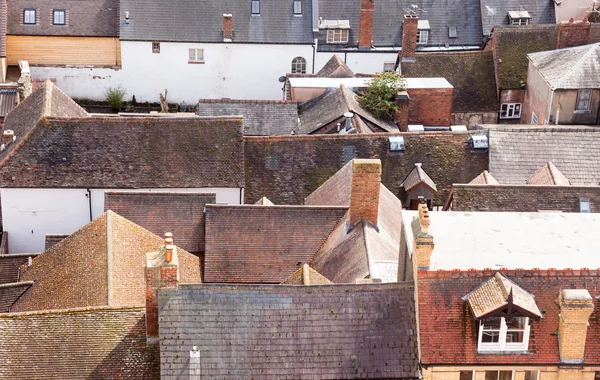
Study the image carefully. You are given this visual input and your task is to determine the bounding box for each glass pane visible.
[189,49,195,61]
[483,317,502,329]
[294,1,302,14]
[460,372,473,380]
[251,0,260,14]
[499,372,513,380]
[486,372,499,380]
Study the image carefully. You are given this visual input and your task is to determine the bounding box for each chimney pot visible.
[569,18,574,23]
[165,244,174,263]
[582,17,588,23]
[3,129,14,145]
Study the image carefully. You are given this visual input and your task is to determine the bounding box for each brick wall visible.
[500,89,525,104]
[358,0,374,48]
[408,88,453,126]
[349,159,381,225]
[243,133,488,206]
[452,185,600,212]
[557,20,591,49]
[402,15,418,61]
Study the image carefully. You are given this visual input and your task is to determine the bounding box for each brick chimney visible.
[223,14,233,42]
[394,90,410,131]
[558,289,594,363]
[349,159,382,226]
[0,0,7,82]
[401,14,418,62]
[557,18,590,49]
[145,233,179,344]
[411,200,434,271]
[358,0,375,48]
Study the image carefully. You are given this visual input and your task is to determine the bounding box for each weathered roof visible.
[528,43,600,89]
[119,0,314,43]
[469,170,500,185]
[298,85,399,134]
[527,162,571,185]
[488,128,600,185]
[44,234,68,251]
[419,269,600,365]
[463,272,542,319]
[479,0,556,36]
[491,25,560,89]
[7,0,119,37]
[204,205,348,283]
[159,282,420,379]
[12,211,201,312]
[401,51,499,112]
[104,192,216,253]
[0,253,39,284]
[0,282,32,312]
[0,115,244,188]
[0,89,18,117]
[196,99,298,136]
[281,264,333,285]
[315,54,355,77]
[254,196,275,205]
[0,307,159,378]
[401,163,437,192]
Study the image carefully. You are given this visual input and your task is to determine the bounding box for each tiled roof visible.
[401,163,437,192]
[418,269,600,365]
[469,170,500,185]
[159,282,420,379]
[528,43,600,89]
[488,128,600,185]
[480,0,556,36]
[254,196,275,205]
[0,253,39,284]
[7,0,119,37]
[204,205,348,283]
[12,211,201,312]
[305,159,353,206]
[44,234,68,251]
[281,264,333,285]
[196,99,298,136]
[0,0,5,57]
[104,192,216,253]
[0,282,32,312]
[315,55,355,77]
[0,307,159,378]
[463,272,542,319]
[527,162,571,185]
[491,25,559,89]
[0,89,18,117]
[0,115,244,188]
[119,0,314,43]
[402,52,499,112]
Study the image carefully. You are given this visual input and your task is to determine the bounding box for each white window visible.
[417,30,429,44]
[23,9,36,25]
[580,198,590,213]
[293,0,302,15]
[478,317,530,352]
[291,57,306,74]
[485,371,514,380]
[188,48,204,63]
[531,112,538,125]
[508,11,531,25]
[510,18,529,25]
[500,103,521,119]
[53,9,66,25]
[576,89,592,112]
[251,0,260,15]
[327,29,349,43]
[383,62,395,72]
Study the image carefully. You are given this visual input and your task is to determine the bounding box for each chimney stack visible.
[145,233,179,343]
[223,14,233,42]
[557,18,590,49]
[394,91,410,131]
[349,159,382,226]
[412,199,434,271]
[558,289,594,363]
[401,14,418,63]
[0,0,7,82]
[358,0,375,48]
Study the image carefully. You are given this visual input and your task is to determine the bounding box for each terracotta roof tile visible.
[281,264,333,285]
[315,55,355,78]
[0,281,32,312]
[527,162,572,186]
[469,170,500,185]
[401,163,437,192]
[0,253,39,284]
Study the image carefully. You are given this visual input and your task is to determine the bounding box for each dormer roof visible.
[401,163,437,192]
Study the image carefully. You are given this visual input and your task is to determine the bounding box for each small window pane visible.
[53,10,65,25]
[580,199,590,213]
[189,49,196,61]
[24,9,36,24]
[486,372,499,380]
[383,62,395,72]
[291,57,306,74]
[499,372,513,380]
[576,89,592,111]
[460,371,473,380]
[293,0,302,14]
[417,30,428,44]
[251,0,260,14]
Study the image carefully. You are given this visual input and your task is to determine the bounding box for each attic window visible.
[389,136,405,151]
[251,0,260,15]
[319,20,350,44]
[508,11,531,25]
[479,317,530,352]
[448,26,457,38]
[293,0,302,15]
[417,20,430,45]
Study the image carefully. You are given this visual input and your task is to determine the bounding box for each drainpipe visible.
[547,88,555,125]
[555,108,560,125]
[312,38,317,74]
[86,188,93,221]
[239,187,244,205]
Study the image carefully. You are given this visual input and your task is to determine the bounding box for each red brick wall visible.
[349,160,381,225]
[408,88,453,126]
[358,0,374,48]
[402,15,418,61]
[223,14,233,40]
[499,89,525,104]
[557,20,591,49]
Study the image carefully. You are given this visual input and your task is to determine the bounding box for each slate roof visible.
[281,264,333,285]
[463,272,542,319]
[119,0,314,43]
[488,128,600,185]
[104,192,216,253]
[0,115,244,188]
[0,307,159,378]
[204,205,348,283]
[196,99,298,136]
[401,163,437,192]
[12,211,201,312]
[0,282,32,313]
[527,162,571,185]
[401,51,499,112]
[479,0,556,36]
[318,0,483,49]
[159,282,420,379]
[7,0,119,37]
[0,89,18,117]
[469,170,500,184]
[491,25,559,89]
[418,269,600,365]
[0,253,39,284]
[528,43,600,89]
[298,85,399,134]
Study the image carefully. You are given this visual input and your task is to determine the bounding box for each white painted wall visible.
[316,51,399,75]
[1,187,241,253]
[31,42,314,103]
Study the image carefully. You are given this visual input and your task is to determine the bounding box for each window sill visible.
[477,350,530,355]
[326,42,349,44]
[499,116,521,120]
[188,61,205,64]
[573,110,591,114]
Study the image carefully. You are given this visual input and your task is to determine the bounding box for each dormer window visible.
[508,11,531,25]
[417,20,430,45]
[251,0,260,15]
[479,316,530,352]
[293,0,302,15]
[319,20,350,44]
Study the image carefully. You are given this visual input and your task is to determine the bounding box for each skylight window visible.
[251,0,260,15]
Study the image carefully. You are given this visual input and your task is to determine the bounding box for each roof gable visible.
[527,162,571,185]
[281,264,333,284]
[469,170,500,184]
[529,43,600,89]
[401,163,437,192]
[315,55,355,77]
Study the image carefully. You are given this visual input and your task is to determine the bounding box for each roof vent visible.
[470,134,489,149]
[450,125,467,132]
[408,125,424,132]
[448,26,457,38]
[389,136,405,151]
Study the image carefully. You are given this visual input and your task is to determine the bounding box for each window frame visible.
[531,112,538,125]
[510,17,529,25]
[293,0,302,15]
[291,56,307,74]
[53,9,66,26]
[485,371,514,380]
[251,0,260,15]
[188,48,205,64]
[152,42,161,54]
[416,30,429,45]
[383,62,395,72]
[326,29,349,44]
[575,88,592,113]
[478,317,530,352]
[23,8,36,25]
[580,198,591,213]
[500,103,522,119]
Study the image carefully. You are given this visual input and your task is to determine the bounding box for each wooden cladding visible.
[6,36,121,67]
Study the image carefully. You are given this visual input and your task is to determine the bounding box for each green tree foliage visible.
[358,72,407,120]
[105,85,127,110]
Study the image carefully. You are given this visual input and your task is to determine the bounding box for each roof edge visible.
[0,305,145,318]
